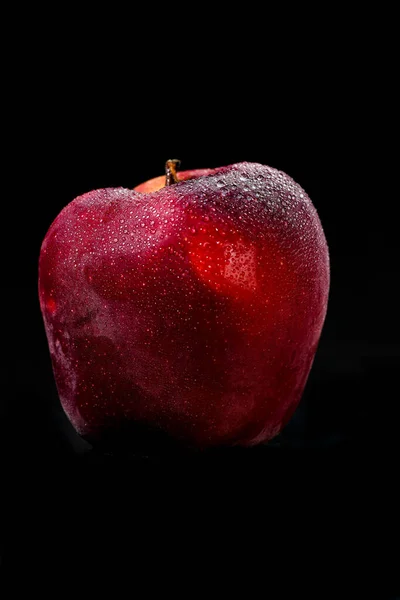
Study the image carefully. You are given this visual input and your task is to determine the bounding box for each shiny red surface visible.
[39,162,329,448]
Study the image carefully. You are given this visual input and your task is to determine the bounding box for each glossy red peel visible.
[39,162,329,448]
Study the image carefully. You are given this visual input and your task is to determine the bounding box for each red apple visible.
[39,161,329,449]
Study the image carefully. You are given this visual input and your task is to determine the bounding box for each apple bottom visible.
[78,400,302,455]
[75,391,304,455]
[54,337,315,453]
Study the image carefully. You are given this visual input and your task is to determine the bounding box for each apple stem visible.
[165,159,181,186]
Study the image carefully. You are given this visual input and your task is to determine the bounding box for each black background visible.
[2,12,399,593]
[8,118,399,459]
[6,87,398,463]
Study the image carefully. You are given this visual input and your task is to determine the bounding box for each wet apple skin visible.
[39,162,329,448]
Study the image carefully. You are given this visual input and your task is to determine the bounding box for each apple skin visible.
[39,162,329,449]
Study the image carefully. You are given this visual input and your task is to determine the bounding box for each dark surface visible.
[2,28,398,590]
